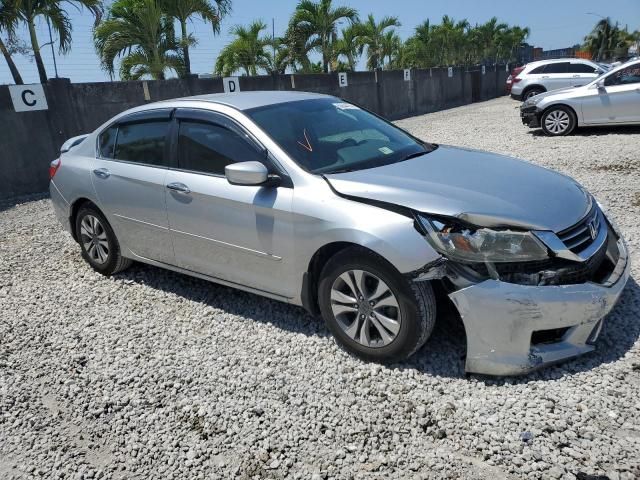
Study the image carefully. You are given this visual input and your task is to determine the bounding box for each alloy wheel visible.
[79,214,109,265]
[544,109,571,134]
[330,269,401,348]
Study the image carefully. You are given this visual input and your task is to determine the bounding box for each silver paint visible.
[49,90,630,376]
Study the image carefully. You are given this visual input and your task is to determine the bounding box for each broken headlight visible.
[415,214,549,263]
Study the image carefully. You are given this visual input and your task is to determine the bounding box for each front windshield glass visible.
[246,98,435,174]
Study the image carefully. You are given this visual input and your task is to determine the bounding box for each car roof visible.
[526,58,593,67]
[157,90,333,111]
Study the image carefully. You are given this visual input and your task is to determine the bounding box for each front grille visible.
[557,205,601,254]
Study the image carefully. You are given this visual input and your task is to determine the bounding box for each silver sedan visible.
[50,91,629,375]
[521,59,640,135]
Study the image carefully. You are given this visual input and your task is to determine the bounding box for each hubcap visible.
[544,110,570,134]
[80,215,109,265]
[330,270,401,348]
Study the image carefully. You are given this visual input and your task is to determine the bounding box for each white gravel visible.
[1,96,640,480]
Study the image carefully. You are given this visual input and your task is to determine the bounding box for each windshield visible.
[246,98,435,174]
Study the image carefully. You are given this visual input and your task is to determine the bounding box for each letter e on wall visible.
[338,72,348,87]
[9,84,48,112]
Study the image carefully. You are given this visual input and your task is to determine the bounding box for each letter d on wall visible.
[223,77,240,93]
[9,84,48,112]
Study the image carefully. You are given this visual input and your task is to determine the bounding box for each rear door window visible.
[529,66,545,74]
[543,63,569,74]
[113,121,169,167]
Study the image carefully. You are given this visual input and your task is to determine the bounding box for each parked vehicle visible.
[510,58,608,100]
[505,65,525,94]
[521,59,640,135]
[50,91,629,376]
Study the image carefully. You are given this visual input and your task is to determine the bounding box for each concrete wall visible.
[0,66,509,199]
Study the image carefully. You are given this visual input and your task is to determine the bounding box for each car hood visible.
[324,145,591,232]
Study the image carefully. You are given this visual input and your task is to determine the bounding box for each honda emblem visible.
[588,220,597,240]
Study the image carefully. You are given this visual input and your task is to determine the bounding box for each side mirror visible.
[225,161,279,187]
[596,79,606,91]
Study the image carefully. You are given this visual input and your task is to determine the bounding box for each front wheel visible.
[541,106,577,136]
[318,247,436,363]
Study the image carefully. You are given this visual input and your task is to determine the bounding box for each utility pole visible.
[46,17,59,78]
[272,18,276,66]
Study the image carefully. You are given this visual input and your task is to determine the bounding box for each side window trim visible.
[171,108,293,187]
[95,108,174,164]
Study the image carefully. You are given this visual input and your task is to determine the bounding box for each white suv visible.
[511,58,607,101]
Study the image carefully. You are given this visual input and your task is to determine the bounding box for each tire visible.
[541,105,577,136]
[523,87,544,100]
[75,204,132,275]
[318,246,436,363]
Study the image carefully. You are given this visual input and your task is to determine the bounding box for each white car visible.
[520,59,640,135]
[511,58,608,101]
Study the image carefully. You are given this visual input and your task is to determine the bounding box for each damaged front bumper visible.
[447,234,629,376]
[520,105,540,128]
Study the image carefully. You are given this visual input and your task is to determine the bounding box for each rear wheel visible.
[75,205,132,275]
[541,106,577,136]
[318,247,436,363]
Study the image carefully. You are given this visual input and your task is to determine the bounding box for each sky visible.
[1,0,639,85]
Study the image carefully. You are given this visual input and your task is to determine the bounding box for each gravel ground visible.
[1,96,640,480]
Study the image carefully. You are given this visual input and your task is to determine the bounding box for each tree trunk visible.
[180,19,191,77]
[28,19,48,83]
[0,37,24,84]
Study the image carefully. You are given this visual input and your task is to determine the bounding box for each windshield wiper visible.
[324,167,356,174]
[402,150,428,161]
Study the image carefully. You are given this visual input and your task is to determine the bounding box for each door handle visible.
[166,182,191,194]
[93,168,110,179]
[572,74,580,78]
[541,76,550,79]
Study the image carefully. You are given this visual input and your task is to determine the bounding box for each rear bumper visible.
[49,180,71,234]
[449,235,630,376]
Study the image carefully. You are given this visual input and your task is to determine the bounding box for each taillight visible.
[511,66,525,83]
[49,158,61,180]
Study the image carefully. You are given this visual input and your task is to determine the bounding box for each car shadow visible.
[528,125,640,137]
[115,262,640,383]
[116,262,329,339]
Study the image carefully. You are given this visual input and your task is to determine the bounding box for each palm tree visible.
[94,0,184,80]
[584,18,625,61]
[475,17,508,63]
[381,29,401,68]
[356,14,400,70]
[429,16,469,66]
[334,24,360,71]
[15,0,102,83]
[159,0,230,77]
[214,20,270,76]
[0,0,24,84]
[289,0,358,73]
